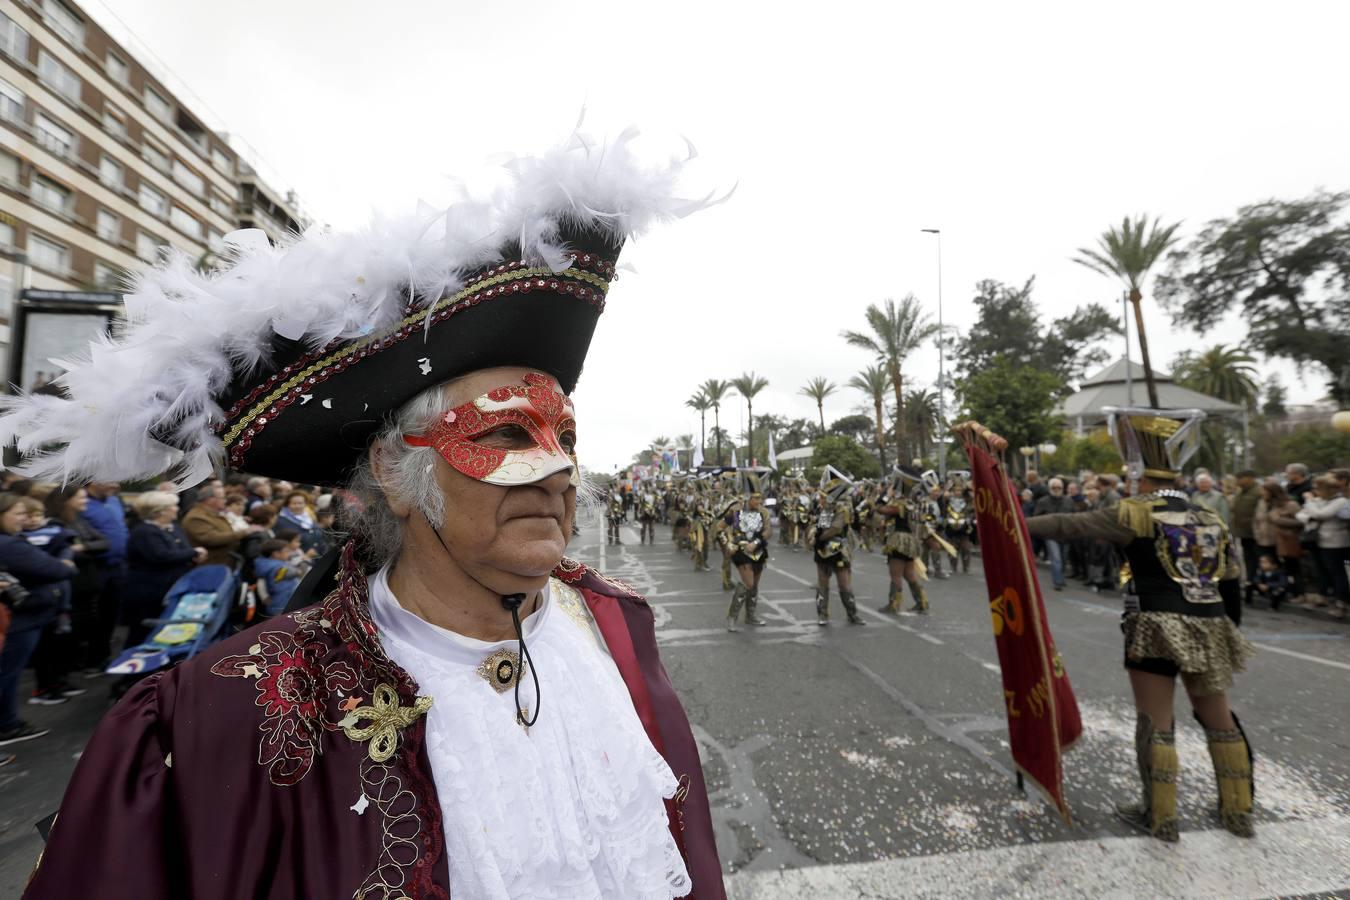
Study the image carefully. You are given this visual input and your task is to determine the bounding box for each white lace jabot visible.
[368,564,691,900]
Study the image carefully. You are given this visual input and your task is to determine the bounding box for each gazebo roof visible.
[1056,358,1243,421]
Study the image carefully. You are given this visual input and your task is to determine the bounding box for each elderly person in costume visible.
[8,133,723,900]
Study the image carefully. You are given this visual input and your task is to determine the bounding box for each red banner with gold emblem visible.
[959,428,1081,822]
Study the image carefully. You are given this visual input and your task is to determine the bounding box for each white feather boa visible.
[0,129,719,487]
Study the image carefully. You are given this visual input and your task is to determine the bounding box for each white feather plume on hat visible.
[0,128,720,487]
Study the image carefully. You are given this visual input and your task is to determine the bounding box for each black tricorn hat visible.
[0,131,717,488]
[217,227,620,486]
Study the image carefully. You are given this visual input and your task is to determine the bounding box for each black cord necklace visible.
[424,515,542,728]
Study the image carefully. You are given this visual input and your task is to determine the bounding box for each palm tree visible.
[1073,215,1182,408]
[799,376,837,434]
[842,295,938,453]
[1171,344,1260,409]
[902,388,941,461]
[700,379,732,464]
[685,390,711,451]
[848,364,891,471]
[731,371,770,465]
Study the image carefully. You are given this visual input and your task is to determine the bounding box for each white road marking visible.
[917,633,944,645]
[982,662,1001,673]
[1250,641,1350,673]
[724,814,1350,899]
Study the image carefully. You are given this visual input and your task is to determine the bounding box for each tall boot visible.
[878,584,901,614]
[743,588,767,626]
[815,586,830,626]
[1202,712,1255,838]
[840,590,865,625]
[1116,713,1179,842]
[726,585,746,632]
[908,580,929,614]
[721,559,733,591]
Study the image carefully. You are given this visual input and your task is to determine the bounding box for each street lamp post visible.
[921,228,945,479]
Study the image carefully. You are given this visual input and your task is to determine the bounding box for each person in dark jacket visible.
[123,493,206,648]
[26,487,110,703]
[1033,478,1078,590]
[0,493,75,746]
[79,483,129,669]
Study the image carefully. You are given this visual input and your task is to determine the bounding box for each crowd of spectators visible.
[0,472,340,761]
[1016,462,1350,620]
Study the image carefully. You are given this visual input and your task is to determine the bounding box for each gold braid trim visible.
[1117,496,1161,539]
[222,265,609,448]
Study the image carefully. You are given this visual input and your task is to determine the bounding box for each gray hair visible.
[345,383,450,568]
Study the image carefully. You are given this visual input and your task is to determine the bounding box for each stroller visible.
[106,563,244,680]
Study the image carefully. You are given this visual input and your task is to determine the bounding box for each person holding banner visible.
[1021,408,1255,843]
[877,478,929,615]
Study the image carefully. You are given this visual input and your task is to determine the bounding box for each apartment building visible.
[0,0,309,373]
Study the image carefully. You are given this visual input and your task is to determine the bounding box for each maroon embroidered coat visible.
[23,547,724,899]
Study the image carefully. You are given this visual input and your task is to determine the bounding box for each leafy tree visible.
[847,364,891,471]
[800,377,838,433]
[758,416,817,452]
[1074,215,1183,408]
[730,371,769,464]
[700,379,732,464]
[1156,190,1350,404]
[685,390,711,451]
[842,295,938,452]
[1262,376,1288,418]
[956,356,1062,453]
[1042,429,1123,477]
[808,435,882,482]
[955,277,1121,389]
[1278,426,1350,471]
[829,414,874,444]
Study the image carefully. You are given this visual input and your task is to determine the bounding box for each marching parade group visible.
[607,467,977,629]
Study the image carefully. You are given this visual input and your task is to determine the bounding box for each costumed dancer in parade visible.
[853,482,877,553]
[690,493,712,572]
[1023,408,1254,843]
[877,471,930,614]
[607,488,625,545]
[726,476,771,631]
[945,477,975,575]
[10,130,724,899]
[713,497,740,592]
[810,468,864,626]
[638,486,658,545]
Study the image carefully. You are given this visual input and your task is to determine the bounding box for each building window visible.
[171,159,204,196]
[209,191,233,218]
[106,53,129,86]
[142,140,170,173]
[34,113,76,159]
[94,261,122,289]
[37,51,81,103]
[103,104,127,141]
[96,208,120,243]
[0,221,15,250]
[0,77,22,125]
[31,175,71,215]
[42,0,85,47]
[99,154,124,190]
[138,182,167,218]
[0,12,29,62]
[169,205,202,239]
[29,233,69,274]
[210,146,231,176]
[135,230,161,263]
[144,86,171,122]
[0,149,18,187]
[207,229,224,252]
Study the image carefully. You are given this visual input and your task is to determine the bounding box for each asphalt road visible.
[3,512,1348,899]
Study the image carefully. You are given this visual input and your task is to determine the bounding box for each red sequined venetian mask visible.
[403,372,579,487]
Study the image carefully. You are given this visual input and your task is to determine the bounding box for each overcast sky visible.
[89,0,1347,472]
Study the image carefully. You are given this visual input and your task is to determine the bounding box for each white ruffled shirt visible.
[368,565,691,900]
